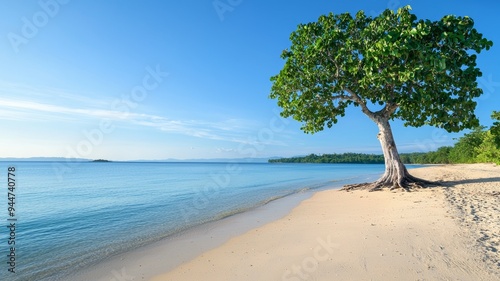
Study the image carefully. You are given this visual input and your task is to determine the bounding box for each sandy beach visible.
[151,164,500,281]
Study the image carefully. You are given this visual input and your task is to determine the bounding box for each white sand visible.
[151,164,500,281]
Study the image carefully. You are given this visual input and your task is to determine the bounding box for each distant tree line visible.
[270,112,500,165]
[269,153,386,164]
[268,152,431,164]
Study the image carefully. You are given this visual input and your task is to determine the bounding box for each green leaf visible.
[269,6,492,134]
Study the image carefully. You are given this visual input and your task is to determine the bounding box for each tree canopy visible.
[270,5,493,134]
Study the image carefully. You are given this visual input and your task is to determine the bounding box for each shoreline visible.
[150,164,499,280]
[65,189,319,281]
[64,168,383,281]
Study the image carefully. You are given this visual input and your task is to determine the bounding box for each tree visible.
[475,111,500,164]
[490,111,500,146]
[448,126,485,163]
[269,6,492,191]
[428,146,453,164]
[475,131,500,165]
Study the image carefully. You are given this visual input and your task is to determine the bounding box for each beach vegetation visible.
[448,127,486,163]
[475,131,500,164]
[270,6,493,190]
[490,111,500,146]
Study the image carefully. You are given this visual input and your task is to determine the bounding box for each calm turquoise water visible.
[0,161,393,281]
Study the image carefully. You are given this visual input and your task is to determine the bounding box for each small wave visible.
[188,188,311,226]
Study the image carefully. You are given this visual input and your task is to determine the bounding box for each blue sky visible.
[1,0,499,161]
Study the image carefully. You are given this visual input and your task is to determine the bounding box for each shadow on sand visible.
[438,177,500,187]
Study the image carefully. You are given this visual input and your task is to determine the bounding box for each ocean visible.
[0,161,395,281]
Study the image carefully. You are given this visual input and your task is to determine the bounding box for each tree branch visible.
[380,102,399,118]
[345,88,378,121]
[331,93,352,101]
[371,101,399,119]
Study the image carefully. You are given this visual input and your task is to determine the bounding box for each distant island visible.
[91,159,112,162]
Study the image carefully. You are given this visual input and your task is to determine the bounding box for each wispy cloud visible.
[0,81,111,107]
[0,83,289,146]
[125,115,257,143]
[0,98,124,119]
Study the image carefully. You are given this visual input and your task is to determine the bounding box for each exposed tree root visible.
[341,174,440,192]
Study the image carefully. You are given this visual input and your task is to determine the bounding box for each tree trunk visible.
[343,116,436,191]
[373,117,411,190]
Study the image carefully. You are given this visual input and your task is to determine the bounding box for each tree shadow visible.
[439,177,500,187]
